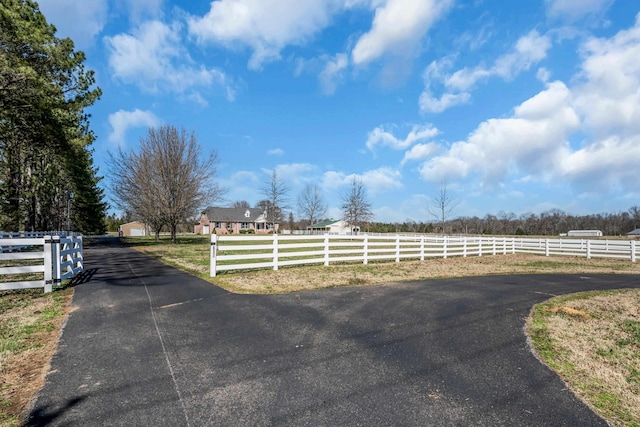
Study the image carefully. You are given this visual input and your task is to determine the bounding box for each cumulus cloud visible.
[321,168,402,195]
[366,124,439,151]
[351,0,453,65]
[107,109,161,146]
[188,0,340,70]
[360,168,403,195]
[419,13,640,196]
[401,143,440,166]
[105,20,236,101]
[37,0,108,49]
[420,81,579,185]
[420,30,552,113]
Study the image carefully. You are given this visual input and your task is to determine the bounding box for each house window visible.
[241,223,249,229]
[215,222,221,228]
[226,222,233,229]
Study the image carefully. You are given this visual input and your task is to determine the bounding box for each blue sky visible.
[38,0,640,223]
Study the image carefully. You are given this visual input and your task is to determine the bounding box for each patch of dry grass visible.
[527,289,640,427]
[209,254,640,294]
[0,288,73,426]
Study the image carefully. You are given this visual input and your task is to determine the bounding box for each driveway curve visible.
[28,238,640,426]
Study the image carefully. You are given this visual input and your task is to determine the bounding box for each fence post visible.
[631,241,636,263]
[324,234,330,266]
[44,236,53,293]
[478,237,483,257]
[52,236,61,288]
[492,238,496,256]
[210,234,218,277]
[545,239,550,257]
[420,236,425,261]
[463,238,467,257]
[363,235,368,265]
[273,234,278,271]
[443,236,448,259]
[586,239,591,260]
[395,235,400,263]
[77,236,83,272]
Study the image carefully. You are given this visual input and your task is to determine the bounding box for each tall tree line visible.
[0,0,106,233]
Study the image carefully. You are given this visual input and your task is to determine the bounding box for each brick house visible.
[194,207,278,235]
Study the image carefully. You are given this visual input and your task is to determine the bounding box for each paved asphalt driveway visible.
[27,238,640,426]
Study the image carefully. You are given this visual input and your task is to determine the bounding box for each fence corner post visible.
[545,239,550,257]
[210,234,218,277]
[273,233,279,271]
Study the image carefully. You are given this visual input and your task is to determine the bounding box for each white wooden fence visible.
[0,235,83,292]
[209,234,638,276]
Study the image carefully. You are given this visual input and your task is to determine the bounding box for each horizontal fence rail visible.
[0,234,83,292]
[210,234,638,276]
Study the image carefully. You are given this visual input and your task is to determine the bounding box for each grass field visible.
[1,234,638,425]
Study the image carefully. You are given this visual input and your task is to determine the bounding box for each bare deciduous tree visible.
[341,177,373,234]
[427,182,459,234]
[297,183,327,228]
[231,200,250,208]
[260,170,289,233]
[110,125,224,243]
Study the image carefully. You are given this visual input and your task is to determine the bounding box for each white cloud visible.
[37,0,108,49]
[105,20,236,101]
[116,0,164,22]
[351,0,453,65]
[420,30,552,113]
[360,168,403,195]
[366,124,439,151]
[446,30,552,91]
[420,81,579,185]
[574,15,640,138]
[188,0,340,70]
[545,0,614,21]
[321,168,402,195]
[268,148,285,156]
[319,53,349,95]
[419,91,471,114]
[418,13,640,196]
[107,109,161,147]
[401,143,440,166]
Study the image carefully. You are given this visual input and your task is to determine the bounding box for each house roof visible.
[202,207,268,223]
[627,228,640,235]
[309,219,340,228]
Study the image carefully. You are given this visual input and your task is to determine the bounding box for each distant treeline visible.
[365,207,640,236]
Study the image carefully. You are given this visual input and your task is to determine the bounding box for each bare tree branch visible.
[341,177,373,234]
[427,182,459,234]
[108,125,225,243]
[297,183,327,227]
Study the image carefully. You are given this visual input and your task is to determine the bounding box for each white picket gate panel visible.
[210,234,638,277]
